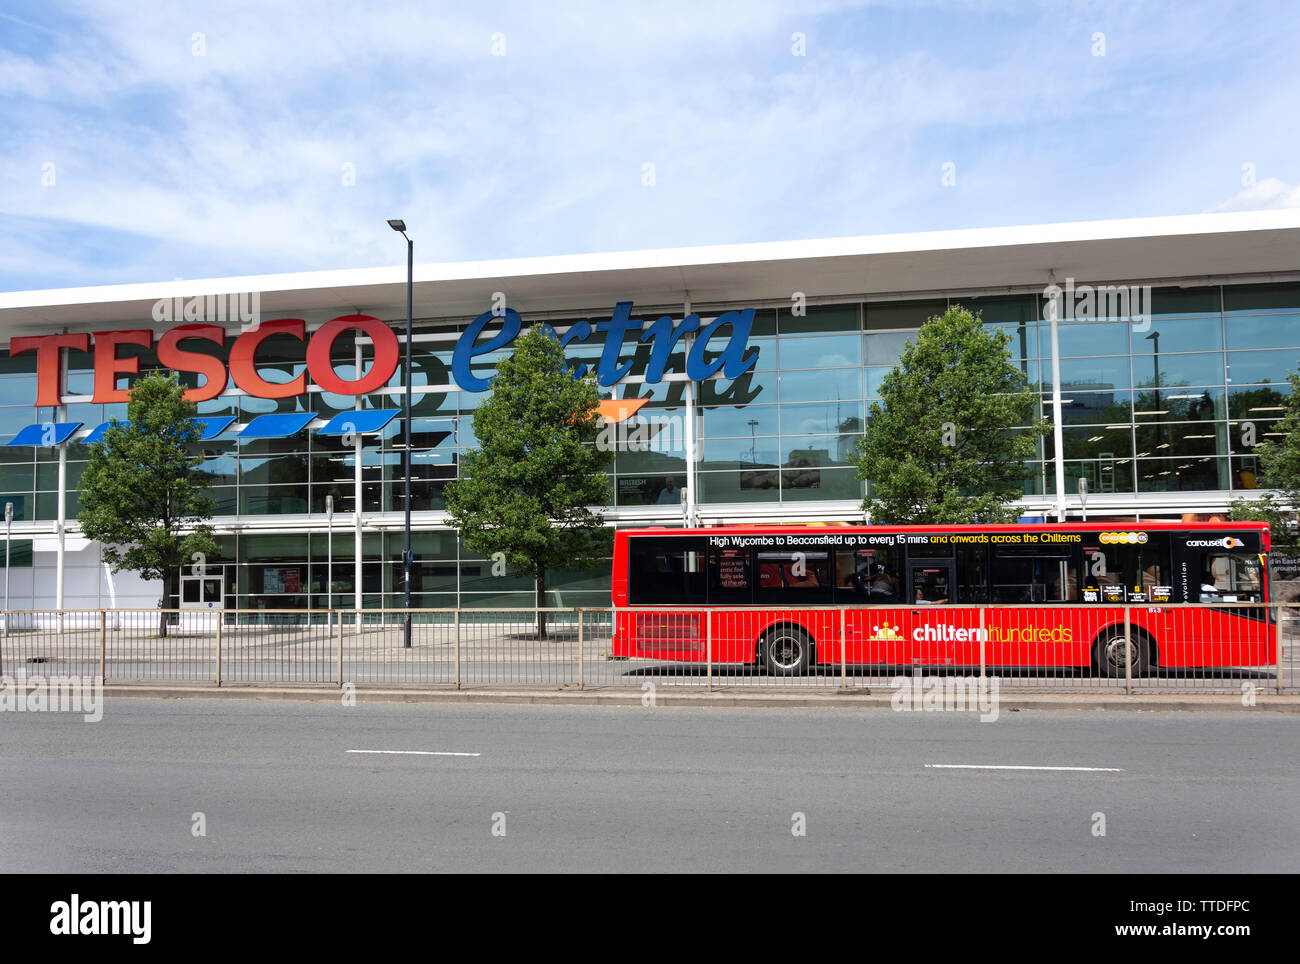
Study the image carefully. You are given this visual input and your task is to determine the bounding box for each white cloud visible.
[1207,178,1300,214]
[2,0,1299,289]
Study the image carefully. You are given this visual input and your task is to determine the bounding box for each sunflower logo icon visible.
[869,622,902,641]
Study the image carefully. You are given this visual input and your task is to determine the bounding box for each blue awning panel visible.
[82,421,116,445]
[196,416,237,440]
[316,409,401,436]
[239,412,317,439]
[7,422,84,447]
[83,417,234,444]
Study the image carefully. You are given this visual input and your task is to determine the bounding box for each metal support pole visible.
[682,297,697,529]
[706,610,712,692]
[1047,278,1067,522]
[326,495,334,616]
[454,608,461,690]
[336,609,344,688]
[839,608,847,689]
[1124,605,1132,696]
[4,501,12,638]
[98,609,106,683]
[403,235,413,649]
[978,605,986,679]
[354,341,363,634]
[577,608,584,690]
[1278,602,1285,696]
[215,614,222,687]
[56,422,67,633]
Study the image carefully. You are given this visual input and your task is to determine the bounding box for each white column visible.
[683,298,698,528]
[1048,293,1067,522]
[354,342,363,631]
[56,405,67,630]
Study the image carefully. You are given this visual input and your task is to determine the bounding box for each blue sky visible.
[1,0,1297,292]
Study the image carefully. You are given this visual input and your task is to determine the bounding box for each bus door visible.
[906,559,961,665]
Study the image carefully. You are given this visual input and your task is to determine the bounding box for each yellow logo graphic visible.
[1100,531,1148,545]
[869,623,902,641]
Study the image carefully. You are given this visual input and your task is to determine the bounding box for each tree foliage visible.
[1230,369,1300,548]
[850,305,1047,524]
[77,372,219,633]
[443,326,613,632]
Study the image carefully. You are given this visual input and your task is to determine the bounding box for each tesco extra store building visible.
[1,211,1298,615]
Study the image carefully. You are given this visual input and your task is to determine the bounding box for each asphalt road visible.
[2,699,1296,872]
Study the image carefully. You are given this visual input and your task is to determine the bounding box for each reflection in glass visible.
[779,368,862,403]
[1227,350,1300,386]
[1132,387,1225,422]
[778,333,861,369]
[1136,457,1229,492]
[780,401,864,438]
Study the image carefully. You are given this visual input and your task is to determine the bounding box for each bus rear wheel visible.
[1092,628,1152,678]
[760,625,814,676]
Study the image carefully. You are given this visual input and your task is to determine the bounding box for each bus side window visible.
[628,539,706,604]
[756,549,833,603]
[1199,552,1262,603]
[835,548,899,602]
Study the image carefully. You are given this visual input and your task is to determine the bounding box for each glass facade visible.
[2,279,1298,609]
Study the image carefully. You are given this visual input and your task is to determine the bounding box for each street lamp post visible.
[1147,331,1162,483]
[388,219,414,648]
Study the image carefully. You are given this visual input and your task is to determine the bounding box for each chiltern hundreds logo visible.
[1187,537,1245,548]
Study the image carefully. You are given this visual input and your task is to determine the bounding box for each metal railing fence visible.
[0,603,1293,695]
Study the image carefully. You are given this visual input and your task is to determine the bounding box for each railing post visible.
[978,605,986,680]
[1124,604,1132,696]
[215,613,222,687]
[577,607,584,691]
[98,609,106,683]
[839,608,847,689]
[336,610,343,688]
[1278,602,1285,696]
[454,608,461,691]
[706,610,713,692]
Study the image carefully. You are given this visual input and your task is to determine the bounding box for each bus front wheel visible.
[759,625,814,676]
[1092,628,1153,678]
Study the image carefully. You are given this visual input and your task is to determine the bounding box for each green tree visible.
[77,372,219,636]
[444,326,613,637]
[850,305,1047,524]
[1230,370,1300,549]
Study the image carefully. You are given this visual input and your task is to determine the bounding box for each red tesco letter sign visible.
[305,315,399,395]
